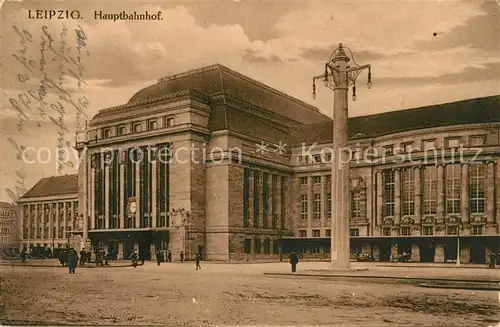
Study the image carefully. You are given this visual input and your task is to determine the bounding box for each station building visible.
[0,201,19,256]
[19,64,500,263]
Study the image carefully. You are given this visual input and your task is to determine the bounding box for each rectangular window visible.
[446,226,458,235]
[445,164,461,214]
[382,227,391,236]
[422,226,434,235]
[299,177,307,186]
[472,225,483,235]
[133,123,141,133]
[349,228,360,237]
[117,125,125,136]
[148,119,158,130]
[401,168,415,216]
[312,229,320,237]
[103,128,111,138]
[325,229,331,237]
[313,154,322,164]
[423,140,436,150]
[470,135,485,146]
[383,145,394,156]
[312,176,321,184]
[324,152,332,162]
[263,239,270,254]
[298,230,307,237]
[351,191,361,219]
[402,142,413,153]
[446,138,460,148]
[327,193,332,218]
[383,170,395,217]
[272,240,279,254]
[423,166,438,215]
[262,172,269,229]
[313,194,321,219]
[469,163,486,214]
[401,227,411,236]
[300,194,308,220]
[254,238,261,254]
[166,118,174,127]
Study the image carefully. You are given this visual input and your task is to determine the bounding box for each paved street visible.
[1,261,499,326]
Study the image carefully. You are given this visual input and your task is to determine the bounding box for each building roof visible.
[289,95,500,145]
[97,64,330,125]
[21,174,78,199]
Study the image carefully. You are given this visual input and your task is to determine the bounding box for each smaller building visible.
[18,175,79,258]
[0,202,19,256]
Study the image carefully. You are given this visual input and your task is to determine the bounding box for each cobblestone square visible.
[1,262,499,326]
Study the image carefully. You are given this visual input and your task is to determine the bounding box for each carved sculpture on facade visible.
[446,216,461,225]
[470,215,486,224]
[422,216,436,225]
[401,217,414,226]
[383,217,394,226]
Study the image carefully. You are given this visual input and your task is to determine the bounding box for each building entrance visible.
[420,242,435,262]
[470,238,486,264]
[443,239,457,262]
[108,240,119,260]
[379,242,391,262]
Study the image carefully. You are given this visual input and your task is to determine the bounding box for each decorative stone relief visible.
[422,216,436,225]
[401,217,414,225]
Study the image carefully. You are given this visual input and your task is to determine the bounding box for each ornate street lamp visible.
[312,43,372,268]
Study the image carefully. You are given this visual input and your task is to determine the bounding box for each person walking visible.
[289,251,299,273]
[195,251,202,270]
[156,250,163,266]
[167,250,172,262]
[67,249,78,274]
[129,249,139,268]
[79,248,86,266]
[180,251,184,263]
[489,251,496,269]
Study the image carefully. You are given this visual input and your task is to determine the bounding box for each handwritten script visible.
[5,23,91,204]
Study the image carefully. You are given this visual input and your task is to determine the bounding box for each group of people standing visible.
[152,249,202,270]
[488,251,500,269]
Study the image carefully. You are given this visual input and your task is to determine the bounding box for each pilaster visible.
[320,175,326,227]
[105,165,110,230]
[376,170,383,227]
[152,160,157,228]
[486,161,495,224]
[135,162,141,228]
[119,162,125,229]
[307,176,313,228]
[496,160,500,224]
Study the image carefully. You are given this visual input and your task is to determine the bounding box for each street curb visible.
[263,272,500,284]
[0,263,141,268]
[376,264,492,269]
[418,283,500,291]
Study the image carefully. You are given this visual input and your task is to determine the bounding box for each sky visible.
[1,0,499,203]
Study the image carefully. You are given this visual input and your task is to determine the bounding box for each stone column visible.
[376,171,383,227]
[394,168,401,225]
[118,242,124,260]
[437,164,445,223]
[90,167,95,230]
[135,162,141,228]
[414,167,422,224]
[150,243,156,259]
[34,204,38,239]
[119,160,125,229]
[55,203,60,242]
[434,243,444,263]
[258,172,263,228]
[63,203,67,240]
[461,163,469,223]
[486,161,495,224]
[151,160,157,228]
[276,176,282,229]
[496,161,500,224]
[390,244,398,257]
[82,146,88,243]
[411,244,420,262]
[48,203,53,241]
[105,165,110,230]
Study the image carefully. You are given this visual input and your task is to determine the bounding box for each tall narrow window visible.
[313,194,321,219]
[300,194,308,220]
[469,163,486,214]
[423,166,438,215]
[280,176,286,229]
[243,168,250,227]
[253,171,259,228]
[262,172,269,229]
[271,174,277,228]
[351,191,361,219]
[327,193,332,218]
[446,164,461,214]
[383,170,395,217]
[401,168,415,216]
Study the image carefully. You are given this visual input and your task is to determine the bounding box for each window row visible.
[381,135,486,156]
[300,193,332,220]
[243,238,280,254]
[0,210,13,217]
[297,229,359,238]
[382,225,483,236]
[101,116,175,138]
[382,164,488,218]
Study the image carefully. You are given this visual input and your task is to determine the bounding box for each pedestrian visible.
[489,251,496,269]
[104,252,110,266]
[195,251,201,270]
[156,250,163,266]
[67,249,78,274]
[20,249,27,263]
[180,251,184,263]
[130,249,139,268]
[167,250,172,262]
[496,251,500,268]
[289,251,299,273]
[79,248,86,266]
[86,251,92,264]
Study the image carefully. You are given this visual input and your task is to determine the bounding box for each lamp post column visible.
[313,43,372,269]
